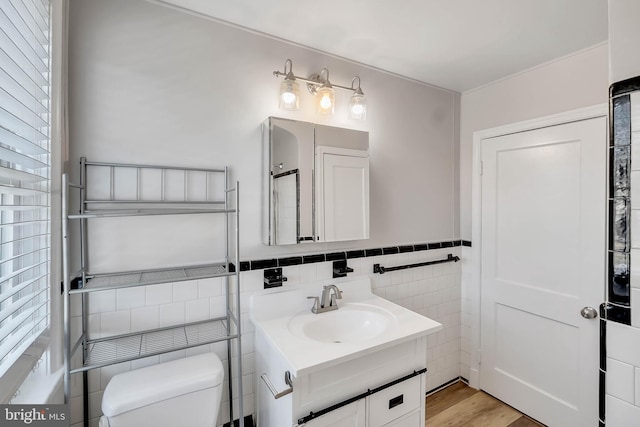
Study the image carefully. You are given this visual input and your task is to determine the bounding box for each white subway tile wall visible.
[609,92,640,424]
[460,246,473,382]
[603,322,640,422]
[633,288,640,328]
[606,358,635,404]
[69,247,461,426]
[606,394,640,426]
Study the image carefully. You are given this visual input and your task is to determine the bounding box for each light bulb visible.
[320,94,332,109]
[281,91,297,105]
[317,86,334,115]
[349,90,366,120]
[279,77,299,110]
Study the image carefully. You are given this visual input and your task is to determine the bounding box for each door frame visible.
[468,103,608,389]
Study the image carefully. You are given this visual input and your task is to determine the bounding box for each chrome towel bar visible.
[261,371,293,399]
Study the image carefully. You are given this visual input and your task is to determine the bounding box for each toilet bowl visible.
[98,353,224,427]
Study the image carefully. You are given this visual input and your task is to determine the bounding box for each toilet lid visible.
[102,353,224,417]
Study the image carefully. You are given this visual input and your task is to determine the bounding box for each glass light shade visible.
[317,86,334,115]
[279,78,299,110]
[349,92,367,120]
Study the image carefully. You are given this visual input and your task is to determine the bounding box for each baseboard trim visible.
[426,376,465,396]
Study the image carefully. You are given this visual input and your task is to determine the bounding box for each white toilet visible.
[99,353,224,427]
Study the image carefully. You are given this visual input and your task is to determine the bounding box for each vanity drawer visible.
[380,409,421,427]
[368,375,422,427]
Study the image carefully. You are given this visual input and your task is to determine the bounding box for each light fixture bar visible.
[273,59,367,119]
[273,70,358,92]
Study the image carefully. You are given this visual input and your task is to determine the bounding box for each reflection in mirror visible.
[262,117,369,245]
[316,146,369,242]
[263,118,314,245]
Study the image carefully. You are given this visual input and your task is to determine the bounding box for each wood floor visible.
[425,382,545,427]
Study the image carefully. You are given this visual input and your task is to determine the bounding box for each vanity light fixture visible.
[273,59,367,120]
[349,77,366,120]
[278,59,299,110]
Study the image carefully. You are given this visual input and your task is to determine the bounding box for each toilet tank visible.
[100,353,224,427]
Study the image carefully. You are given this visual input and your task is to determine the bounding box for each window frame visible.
[0,0,65,404]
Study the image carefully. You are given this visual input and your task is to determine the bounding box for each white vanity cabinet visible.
[299,389,424,427]
[291,369,425,427]
[251,279,441,427]
[256,330,426,427]
[302,374,425,427]
[255,330,428,427]
[303,400,366,427]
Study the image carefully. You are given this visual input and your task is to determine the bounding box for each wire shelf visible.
[74,319,235,372]
[62,160,245,424]
[70,264,231,293]
[69,207,236,219]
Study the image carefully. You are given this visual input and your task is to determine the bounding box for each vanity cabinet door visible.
[302,399,366,427]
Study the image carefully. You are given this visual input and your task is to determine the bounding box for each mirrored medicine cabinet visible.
[262,117,370,245]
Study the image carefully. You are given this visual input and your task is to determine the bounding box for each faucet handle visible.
[307,296,320,313]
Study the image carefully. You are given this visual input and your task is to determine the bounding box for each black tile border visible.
[223,414,254,427]
[302,254,326,264]
[601,303,631,325]
[326,251,346,261]
[599,306,606,426]
[346,250,365,259]
[278,256,302,267]
[610,76,640,98]
[608,89,632,311]
[245,240,466,270]
[365,248,383,257]
[250,259,277,270]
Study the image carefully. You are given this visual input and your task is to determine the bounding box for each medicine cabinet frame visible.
[262,117,369,245]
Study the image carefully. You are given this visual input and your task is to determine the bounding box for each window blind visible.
[0,0,51,380]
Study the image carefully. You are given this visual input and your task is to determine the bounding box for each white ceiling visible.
[155,0,608,93]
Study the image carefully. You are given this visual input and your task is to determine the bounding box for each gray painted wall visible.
[68,0,460,267]
[609,0,640,84]
[459,43,609,240]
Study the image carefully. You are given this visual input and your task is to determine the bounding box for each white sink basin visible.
[287,303,398,343]
[250,277,443,375]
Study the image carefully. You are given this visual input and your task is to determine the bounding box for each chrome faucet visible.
[307,285,343,314]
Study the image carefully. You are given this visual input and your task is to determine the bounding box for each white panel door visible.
[480,117,606,426]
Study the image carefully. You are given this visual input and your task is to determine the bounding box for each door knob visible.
[580,306,598,319]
